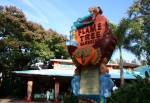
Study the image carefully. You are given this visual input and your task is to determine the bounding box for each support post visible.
[54,78,59,103]
[27,80,33,102]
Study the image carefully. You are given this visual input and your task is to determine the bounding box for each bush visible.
[107,76,150,103]
[63,96,78,103]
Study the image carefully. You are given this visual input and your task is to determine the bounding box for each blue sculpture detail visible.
[71,73,114,97]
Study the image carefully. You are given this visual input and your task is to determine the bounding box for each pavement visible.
[0,98,52,103]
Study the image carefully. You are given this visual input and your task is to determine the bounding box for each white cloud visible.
[21,0,35,9]
[21,0,49,26]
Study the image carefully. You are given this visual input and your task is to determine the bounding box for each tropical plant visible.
[124,0,150,65]
[107,76,150,103]
[111,19,130,86]
[111,0,150,85]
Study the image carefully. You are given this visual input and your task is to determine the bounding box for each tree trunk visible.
[119,48,124,86]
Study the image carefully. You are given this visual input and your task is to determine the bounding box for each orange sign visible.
[74,15,107,47]
[67,7,117,66]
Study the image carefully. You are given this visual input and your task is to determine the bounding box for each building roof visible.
[51,59,73,64]
[109,69,141,79]
[107,63,140,69]
[13,68,145,79]
[134,66,150,77]
[13,59,146,79]
[13,69,74,77]
[51,59,140,68]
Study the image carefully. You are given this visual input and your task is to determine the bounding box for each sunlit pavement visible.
[0,98,52,103]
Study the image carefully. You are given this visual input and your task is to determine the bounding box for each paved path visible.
[0,98,52,103]
[0,98,26,103]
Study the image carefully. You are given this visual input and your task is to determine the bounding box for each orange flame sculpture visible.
[66,6,117,74]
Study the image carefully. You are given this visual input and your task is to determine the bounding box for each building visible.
[13,59,146,102]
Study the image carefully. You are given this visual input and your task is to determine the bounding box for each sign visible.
[71,12,110,66]
[80,67,100,95]
[75,16,106,47]
[66,7,118,66]
[67,6,117,97]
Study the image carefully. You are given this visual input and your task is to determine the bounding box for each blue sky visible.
[0,0,139,63]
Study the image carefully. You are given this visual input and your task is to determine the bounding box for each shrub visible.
[108,76,150,103]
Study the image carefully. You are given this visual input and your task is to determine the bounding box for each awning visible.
[13,69,75,77]
[13,68,144,79]
[110,69,137,79]
[134,66,150,78]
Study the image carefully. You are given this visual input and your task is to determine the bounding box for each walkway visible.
[0,98,52,103]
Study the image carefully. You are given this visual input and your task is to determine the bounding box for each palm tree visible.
[111,19,130,86]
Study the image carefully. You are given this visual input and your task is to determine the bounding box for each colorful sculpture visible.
[66,6,117,102]
[67,6,117,68]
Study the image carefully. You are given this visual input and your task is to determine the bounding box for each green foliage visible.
[110,0,150,86]
[0,5,69,97]
[0,5,69,72]
[123,0,150,64]
[110,18,131,86]
[0,76,26,97]
[47,31,69,59]
[111,0,150,65]
[108,77,150,103]
[63,96,78,103]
